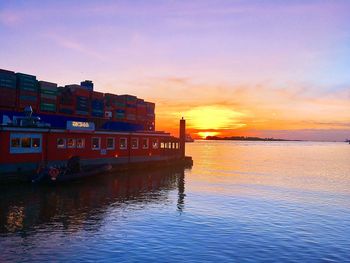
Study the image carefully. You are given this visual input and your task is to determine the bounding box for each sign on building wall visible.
[66,121,95,131]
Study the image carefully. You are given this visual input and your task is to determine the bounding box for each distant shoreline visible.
[205,136,302,142]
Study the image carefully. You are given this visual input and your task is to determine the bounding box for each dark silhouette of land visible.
[206,136,302,141]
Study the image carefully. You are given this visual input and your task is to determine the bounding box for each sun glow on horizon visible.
[197,131,220,139]
[185,106,246,130]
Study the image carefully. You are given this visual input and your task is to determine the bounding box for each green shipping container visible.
[40,103,56,112]
[20,86,38,92]
[114,101,126,107]
[40,89,58,96]
[18,80,38,92]
[92,109,104,114]
[0,73,16,89]
[16,72,36,80]
[20,95,37,102]
[39,81,57,91]
[40,93,57,100]
[16,73,38,92]
[115,113,125,119]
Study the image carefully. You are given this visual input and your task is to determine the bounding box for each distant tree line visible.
[205,136,301,141]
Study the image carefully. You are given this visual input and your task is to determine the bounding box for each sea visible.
[1,141,350,262]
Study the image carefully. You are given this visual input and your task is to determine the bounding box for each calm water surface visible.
[1,141,350,262]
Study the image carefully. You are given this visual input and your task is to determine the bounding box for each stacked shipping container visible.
[39,81,57,113]
[104,93,126,121]
[80,80,93,91]
[0,68,156,131]
[121,94,137,121]
[136,99,147,122]
[0,69,17,109]
[114,95,126,120]
[58,86,75,115]
[104,93,116,119]
[91,91,104,118]
[146,102,155,130]
[66,84,91,116]
[16,73,38,110]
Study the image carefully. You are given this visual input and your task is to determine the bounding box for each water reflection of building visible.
[177,172,185,213]
[0,168,186,234]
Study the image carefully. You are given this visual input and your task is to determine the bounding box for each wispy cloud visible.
[1,1,349,141]
[45,34,107,61]
[138,76,350,139]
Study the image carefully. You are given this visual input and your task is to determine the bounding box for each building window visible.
[120,138,127,150]
[152,138,158,149]
[176,142,179,149]
[142,138,149,149]
[11,138,20,148]
[21,137,31,148]
[57,138,66,149]
[10,134,42,154]
[32,138,41,148]
[131,138,139,149]
[160,142,165,149]
[67,138,76,148]
[92,137,101,150]
[107,137,115,150]
[77,138,85,148]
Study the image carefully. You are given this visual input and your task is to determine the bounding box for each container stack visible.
[66,84,91,116]
[136,99,147,123]
[76,95,90,116]
[114,96,126,120]
[39,81,57,113]
[105,93,127,121]
[104,93,117,119]
[80,80,94,91]
[0,68,158,132]
[58,87,75,115]
[121,95,137,122]
[91,91,104,118]
[0,69,17,109]
[145,102,155,130]
[16,72,38,111]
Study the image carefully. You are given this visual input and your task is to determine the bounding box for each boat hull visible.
[0,156,193,183]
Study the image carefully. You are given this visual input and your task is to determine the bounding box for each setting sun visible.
[185,106,246,130]
[197,131,220,139]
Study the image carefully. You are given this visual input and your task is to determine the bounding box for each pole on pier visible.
[179,117,186,158]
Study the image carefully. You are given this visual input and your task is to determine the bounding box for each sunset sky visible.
[1,0,349,141]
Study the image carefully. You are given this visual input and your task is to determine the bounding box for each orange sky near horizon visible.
[147,79,350,141]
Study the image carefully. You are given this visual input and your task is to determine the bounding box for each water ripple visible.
[1,141,350,262]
